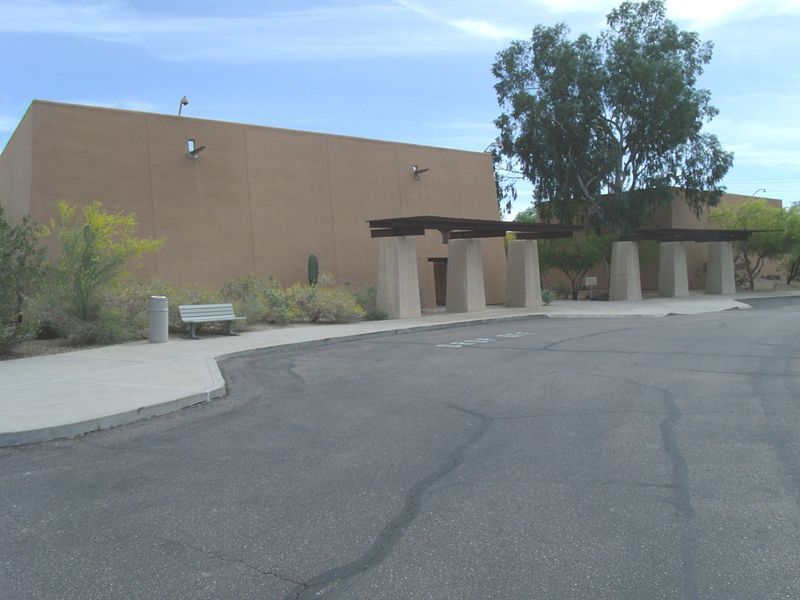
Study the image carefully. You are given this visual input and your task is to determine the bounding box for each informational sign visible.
[584,276,597,300]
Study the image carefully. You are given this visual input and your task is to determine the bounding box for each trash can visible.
[147,296,169,343]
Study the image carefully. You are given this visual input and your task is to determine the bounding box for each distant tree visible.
[514,206,537,223]
[782,204,800,284]
[492,0,733,234]
[539,233,613,300]
[710,200,787,290]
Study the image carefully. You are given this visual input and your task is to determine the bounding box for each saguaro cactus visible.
[308,254,319,286]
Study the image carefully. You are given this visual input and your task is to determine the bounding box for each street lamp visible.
[751,188,766,196]
[178,96,189,116]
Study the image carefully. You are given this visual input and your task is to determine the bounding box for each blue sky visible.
[2,0,799,215]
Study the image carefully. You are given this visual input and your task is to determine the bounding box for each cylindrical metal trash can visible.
[147,296,169,343]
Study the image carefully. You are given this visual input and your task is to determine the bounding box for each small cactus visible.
[308,254,319,286]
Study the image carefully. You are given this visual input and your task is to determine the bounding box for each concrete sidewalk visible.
[0,293,787,447]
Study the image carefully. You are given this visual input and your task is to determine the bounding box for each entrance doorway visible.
[428,258,447,306]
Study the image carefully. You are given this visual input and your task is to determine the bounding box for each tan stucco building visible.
[0,100,508,308]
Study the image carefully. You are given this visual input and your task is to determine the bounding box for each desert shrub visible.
[0,321,39,354]
[220,275,289,325]
[40,202,163,321]
[285,282,364,323]
[541,289,557,306]
[365,308,389,320]
[0,206,46,352]
[106,278,173,338]
[25,280,127,344]
[353,283,389,320]
[29,202,163,345]
[354,283,377,313]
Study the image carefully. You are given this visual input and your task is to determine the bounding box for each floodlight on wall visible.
[187,138,206,159]
[412,164,429,180]
[483,137,502,153]
[178,96,189,116]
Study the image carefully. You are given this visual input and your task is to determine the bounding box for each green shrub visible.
[541,289,557,306]
[539,233,613,300]
[220,275,289,325]
[26,285,116,345]
[107,278,173,338]
[40,201,163,322]
[26,201,163,345]
[286,282,364,323]
[354,283,377,313]
[0,321,39,354]
[0,205,46,352]
[365,308,389,321]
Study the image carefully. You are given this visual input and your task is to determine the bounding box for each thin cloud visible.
[396,1,523,39]
[0,0,509,62]
[667,0,800,29]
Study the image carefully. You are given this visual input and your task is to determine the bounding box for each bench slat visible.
[179,303,242,323]
[182,316,245,323]
[181,312,239,319]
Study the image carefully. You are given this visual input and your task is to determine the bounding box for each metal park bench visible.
[178,303,245,339]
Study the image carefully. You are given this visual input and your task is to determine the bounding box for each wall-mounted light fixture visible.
[412,164,429,180]
[187,138,206,159]
[483,137,502,153]
[178,96,189,116]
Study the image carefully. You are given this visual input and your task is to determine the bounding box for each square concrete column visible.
[705,241,736,295]
[506,239,542,308]
[658,241,689,297]
[376,237,421,319]
[446,239,486,312]
[609,241,642,301]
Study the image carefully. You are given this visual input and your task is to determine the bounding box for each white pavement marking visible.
[436,332,535,348]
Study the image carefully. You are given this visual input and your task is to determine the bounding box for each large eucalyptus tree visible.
[493,0,733,233]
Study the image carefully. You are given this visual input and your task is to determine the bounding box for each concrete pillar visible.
[506,239,542,308]
[446,239,486,312]
[658,242,689,297]
[376,237,421,319]
[705,241,736,295]
[609,241,642,301]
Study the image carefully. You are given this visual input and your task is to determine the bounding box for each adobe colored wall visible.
[2,101,507,307]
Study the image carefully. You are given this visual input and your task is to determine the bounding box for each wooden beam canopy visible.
[368,215,578,240]
[621,228,772,242]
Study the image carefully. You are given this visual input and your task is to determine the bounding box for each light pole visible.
[178,96,189,116]
[751,188,766,196]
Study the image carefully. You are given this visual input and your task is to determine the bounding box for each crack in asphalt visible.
[753,331,800,512]
[538,326,641,350]
[622,377,697,600]
[282,403,492,600]
[157,536,308,588]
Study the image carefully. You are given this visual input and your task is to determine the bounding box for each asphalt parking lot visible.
[2,298,800,599]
